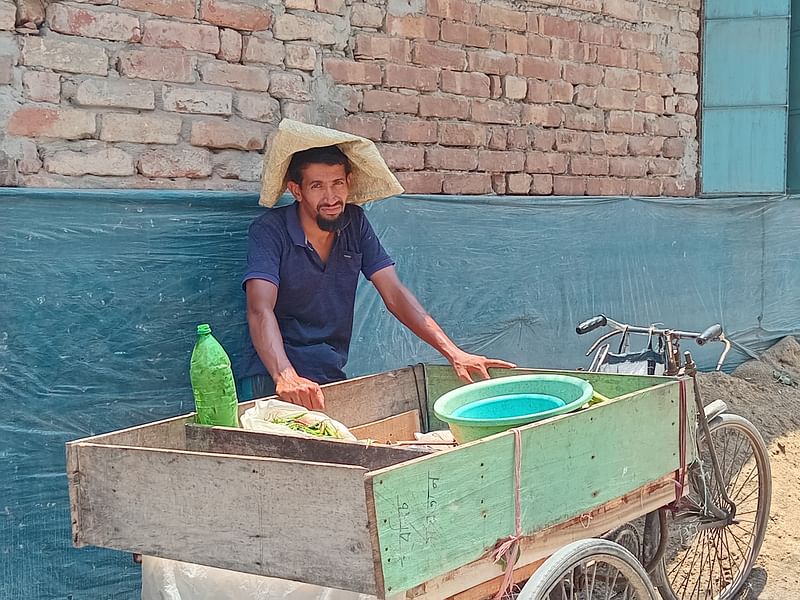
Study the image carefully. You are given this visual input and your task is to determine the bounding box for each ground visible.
[697,336,800,599]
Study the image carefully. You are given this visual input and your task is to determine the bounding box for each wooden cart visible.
[67,365,694,599]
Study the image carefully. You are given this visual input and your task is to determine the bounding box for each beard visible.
[316,205,347,232]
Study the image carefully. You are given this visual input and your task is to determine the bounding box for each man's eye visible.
[311,183,321,189]
[334,181,345,186]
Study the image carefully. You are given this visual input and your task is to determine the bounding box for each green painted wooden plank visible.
[423,365,670,431]
[371,379,692,596]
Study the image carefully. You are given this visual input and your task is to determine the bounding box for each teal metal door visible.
[702,0,791,194]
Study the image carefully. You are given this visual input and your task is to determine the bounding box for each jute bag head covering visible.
[259,119,404,207]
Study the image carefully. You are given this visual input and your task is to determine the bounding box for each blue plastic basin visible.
[433,374,593,443]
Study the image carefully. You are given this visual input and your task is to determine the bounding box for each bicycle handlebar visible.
[576,315,607,335]
[696,324,723,345]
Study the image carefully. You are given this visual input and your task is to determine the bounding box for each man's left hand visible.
[449,350,516,383]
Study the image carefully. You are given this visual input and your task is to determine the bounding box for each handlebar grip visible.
[697,324,723,345]
[576,315,607,335]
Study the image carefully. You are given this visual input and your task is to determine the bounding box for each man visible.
[241,120,514,409]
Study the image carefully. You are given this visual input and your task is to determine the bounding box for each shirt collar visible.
[286,202,354,247]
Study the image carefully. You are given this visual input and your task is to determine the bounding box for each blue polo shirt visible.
[240,202,395,383]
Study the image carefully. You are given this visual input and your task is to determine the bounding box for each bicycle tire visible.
[516,538,658,600]
[655,413,772,600]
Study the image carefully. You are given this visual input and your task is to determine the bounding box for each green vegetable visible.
[270,412,343,439]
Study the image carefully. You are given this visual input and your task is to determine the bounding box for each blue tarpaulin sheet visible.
[1,189,798,598]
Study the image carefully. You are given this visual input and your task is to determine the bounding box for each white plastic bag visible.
[240,399,356,441]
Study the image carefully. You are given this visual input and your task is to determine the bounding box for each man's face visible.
[288,162,351,232]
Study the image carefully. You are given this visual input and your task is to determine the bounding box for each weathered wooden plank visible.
[369,380,692,596]
[350,410,422,443]
[185,424,427,470]
[405,476,676,600]
[423,365,673,430]
[70,443,378,595]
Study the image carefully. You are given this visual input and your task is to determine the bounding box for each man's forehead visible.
[301,162,348,180]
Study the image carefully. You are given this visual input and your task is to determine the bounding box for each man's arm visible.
[370,267,516,383]
[245,279,325,410]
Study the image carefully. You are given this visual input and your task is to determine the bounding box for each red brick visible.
[426,0,478,23]
[235,92,280,123]
[553,176,587,195]
[440,70,489,97]
[555,130,590,152]
[636,94,666,114]
[338,87,363,113]
[8,107,96,139]
[590,133,631,156]
[472,99,520,125]
[604,67,639,90]
[356,35,412,62]
[142,19,220,54]
[467,50,516,75]
[395,171,443,193]
[525,151,568,174]
[641,73,673,96]
[550,39,594,63]
[411,42,466,70]
[385,64,438,91]
[200,0,271,31]
[503,75,527,100]
[487,126,507,150]
[75,78,155,109]
[517,56,560,79]
[595,87,636,110]
[269,71,310,101]
[678,53,699,73]
[603,0,639,22]
[596,46,636,68]
[527,34,551,56]
[638,52,665,73]
[351,3,384,28]
[384,118,437,143]
[507,127,529,149]
[119,0,195,18]
[45,146,135,177]
[585,177,626,195]
[627,177,663,196]
[47,4,141,42]
[386,15,439,40]
[673,96,699,115]
[522,105,563,127]
[285,45,316,71]
[574,85,596,107]
[506,172,531,194]
[478,150,524,172]
[418,94,469,119]
[363,90,418,114]
[274,14,336,44]
[620,31,655,51]
[118,49,196,82]
[219,28,243,62]
[648,157,680,176]
[243,36,285,65]
[213,151,263,181]
[442,172,492,194]
[440,21,490,48]
[23,71,60,103]
[580,23,621,46]
[628,135,665,156]
[606,111,644,134]
[609,156,647,177]
[491,174,506,194]
[643,3,679,27]
[318,0,345,15]
[569,155,607,176]
[324,58,382,85]
[100,112,181,144]
[478,4,525,32]
[190,118,265,150]
[426,146,478,170]
[525,81,549,103]
[679,10,699,32]
[377,143,425,171]
[662,137,686,158]
[22,35,108,76]
[661,177,695,197]
[502,33,528,54]
[139,147,213,178]
[540,15,579,40]
[563,105,603,131]
[438,122,487,146]
[671,73,698,95]
[563,63,603,85]
[162,85,232,114]
[531,174,553,194]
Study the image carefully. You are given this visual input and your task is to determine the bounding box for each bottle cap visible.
[196,323,212,335]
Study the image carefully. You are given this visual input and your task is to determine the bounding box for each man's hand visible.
[449,349,516,384]
[274,369,325,411]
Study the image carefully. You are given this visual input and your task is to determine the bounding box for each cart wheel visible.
[516,538,658,600]
[655,413,772,600]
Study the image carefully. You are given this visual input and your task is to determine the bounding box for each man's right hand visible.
[274,368,325,411]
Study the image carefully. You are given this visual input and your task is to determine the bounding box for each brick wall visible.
[0,0,699,195]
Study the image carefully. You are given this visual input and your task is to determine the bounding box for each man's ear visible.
[286,180,302,202]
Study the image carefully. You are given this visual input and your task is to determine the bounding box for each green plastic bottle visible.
[190,324,239,427]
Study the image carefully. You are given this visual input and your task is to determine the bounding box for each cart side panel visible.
[369,380,691,596]
[68,443,378,595]
[424,365,671,430]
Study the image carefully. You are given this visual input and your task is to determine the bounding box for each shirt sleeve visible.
[359,210,395,280]
[241,217,282,290]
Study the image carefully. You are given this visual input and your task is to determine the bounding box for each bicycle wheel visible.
[517,538,658,600]
[655,413,772,600]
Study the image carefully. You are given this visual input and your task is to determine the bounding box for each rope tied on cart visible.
[668,379,689,511]
[492,427,523,600]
